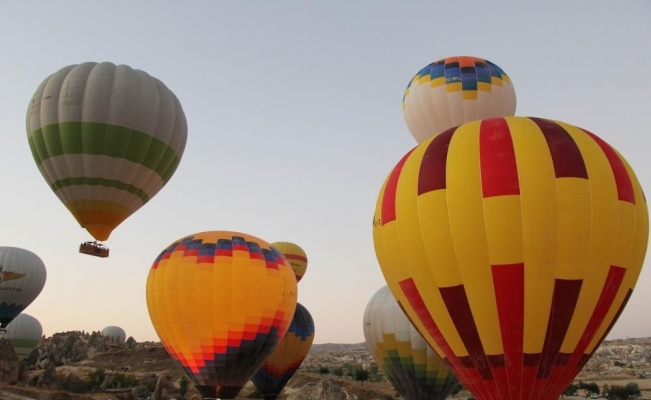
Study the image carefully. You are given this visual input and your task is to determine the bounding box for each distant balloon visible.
[373,117,649,400]
[271,242,308,282]
[147,231,298,400]
[0,247,47,330]
[26,62,188,242]
[102,326,126,345]
[252,303,315,400]
[363,286,459,400]
[403,56,516,144]
[5,313,43,360]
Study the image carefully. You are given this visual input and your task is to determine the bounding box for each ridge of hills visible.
[0,332,650,400]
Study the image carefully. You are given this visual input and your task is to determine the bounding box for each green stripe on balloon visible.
[8,339,39,348]
[28,122,181,182]
[50,177,150,203]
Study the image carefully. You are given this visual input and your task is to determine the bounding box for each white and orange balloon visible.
[403,56,516,144]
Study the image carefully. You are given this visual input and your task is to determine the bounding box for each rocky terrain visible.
[0,332,650,400]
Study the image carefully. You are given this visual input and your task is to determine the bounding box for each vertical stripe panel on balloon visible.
[398,279,479,393]
[403,130,465,360]
[493,263,525,400]
[526,278,581,400]
[530,120,598,376]
[574,128,641,346]
[445,121,497,365]
[506,118,557,363]
[438,284,496,400]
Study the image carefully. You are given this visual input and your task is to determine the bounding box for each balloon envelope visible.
[5,313,43,360]
[363,285,459,400]
[373,117,648,400]
[26,62,188,241]
[102,326,126,344]
[252,303,315,400]
[403,56,516,144]
[0,247,47,329]
[271,242,308,282]
[146,231,298,400]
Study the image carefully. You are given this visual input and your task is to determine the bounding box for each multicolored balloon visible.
[373,117,648,400]
[403,56,516,144]
[26,62,188,242]
[5,313,43,360]
[146,231,298,400]
[271,242,308,282]
[363,286,459,400]
[102,326,126,345]
[252,303,315,400]
[0,247,47,330]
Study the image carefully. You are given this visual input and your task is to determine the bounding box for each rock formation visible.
[286,379,358,400]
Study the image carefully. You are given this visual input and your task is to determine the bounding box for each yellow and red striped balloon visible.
[373,117,648,400]
[271,242,308,283]
[146,231,298,400]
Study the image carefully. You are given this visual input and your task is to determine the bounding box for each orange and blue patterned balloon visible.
[146,231,298,400]
[403,56,516,144]
[373,117,648,400]
[252,303,315,400]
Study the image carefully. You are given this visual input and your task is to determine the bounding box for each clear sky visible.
[1,1,650,344]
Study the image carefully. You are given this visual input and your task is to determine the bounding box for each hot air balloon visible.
[5,313,43,360]
[102,325,126,345]
[146,231,297,400]
[252,302,315,400]
[0,247,47,332]
[363,285,459,400]
[373,117,648,400]
[271,242,308,282]
[26,62,188,256]
[403,56,516,144]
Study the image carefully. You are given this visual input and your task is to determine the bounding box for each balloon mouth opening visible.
[84,225,113,242]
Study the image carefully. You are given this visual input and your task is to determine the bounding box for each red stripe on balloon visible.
[399,278,493,400]
[381,149,414,225]
[530,117,588,179]
[284,254,307,262]
[536,279,582,379]
[417,128,455,195]
[564,266,626,377]
[480,118,519,197]
[439,284,493,380]
[398,279,462,367]
[493,263,525,400]
[582,129,635,204]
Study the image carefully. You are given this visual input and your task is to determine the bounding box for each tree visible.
[333,367,344,377]
[179,375,188,400]
[609,385,629,400]
[602,384,610,398]
[564,383,579,398]
[586,382,600,396]
[354,369,369,386]
[318,367,330,375]
[87,368,105,387]
[624,382,640,398]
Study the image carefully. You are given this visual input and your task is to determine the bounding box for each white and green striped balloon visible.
[363,285,460,400]
[26,62,188,241]
[5,313,43,360]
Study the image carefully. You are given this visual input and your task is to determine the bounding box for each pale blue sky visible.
[1,1,650,344]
